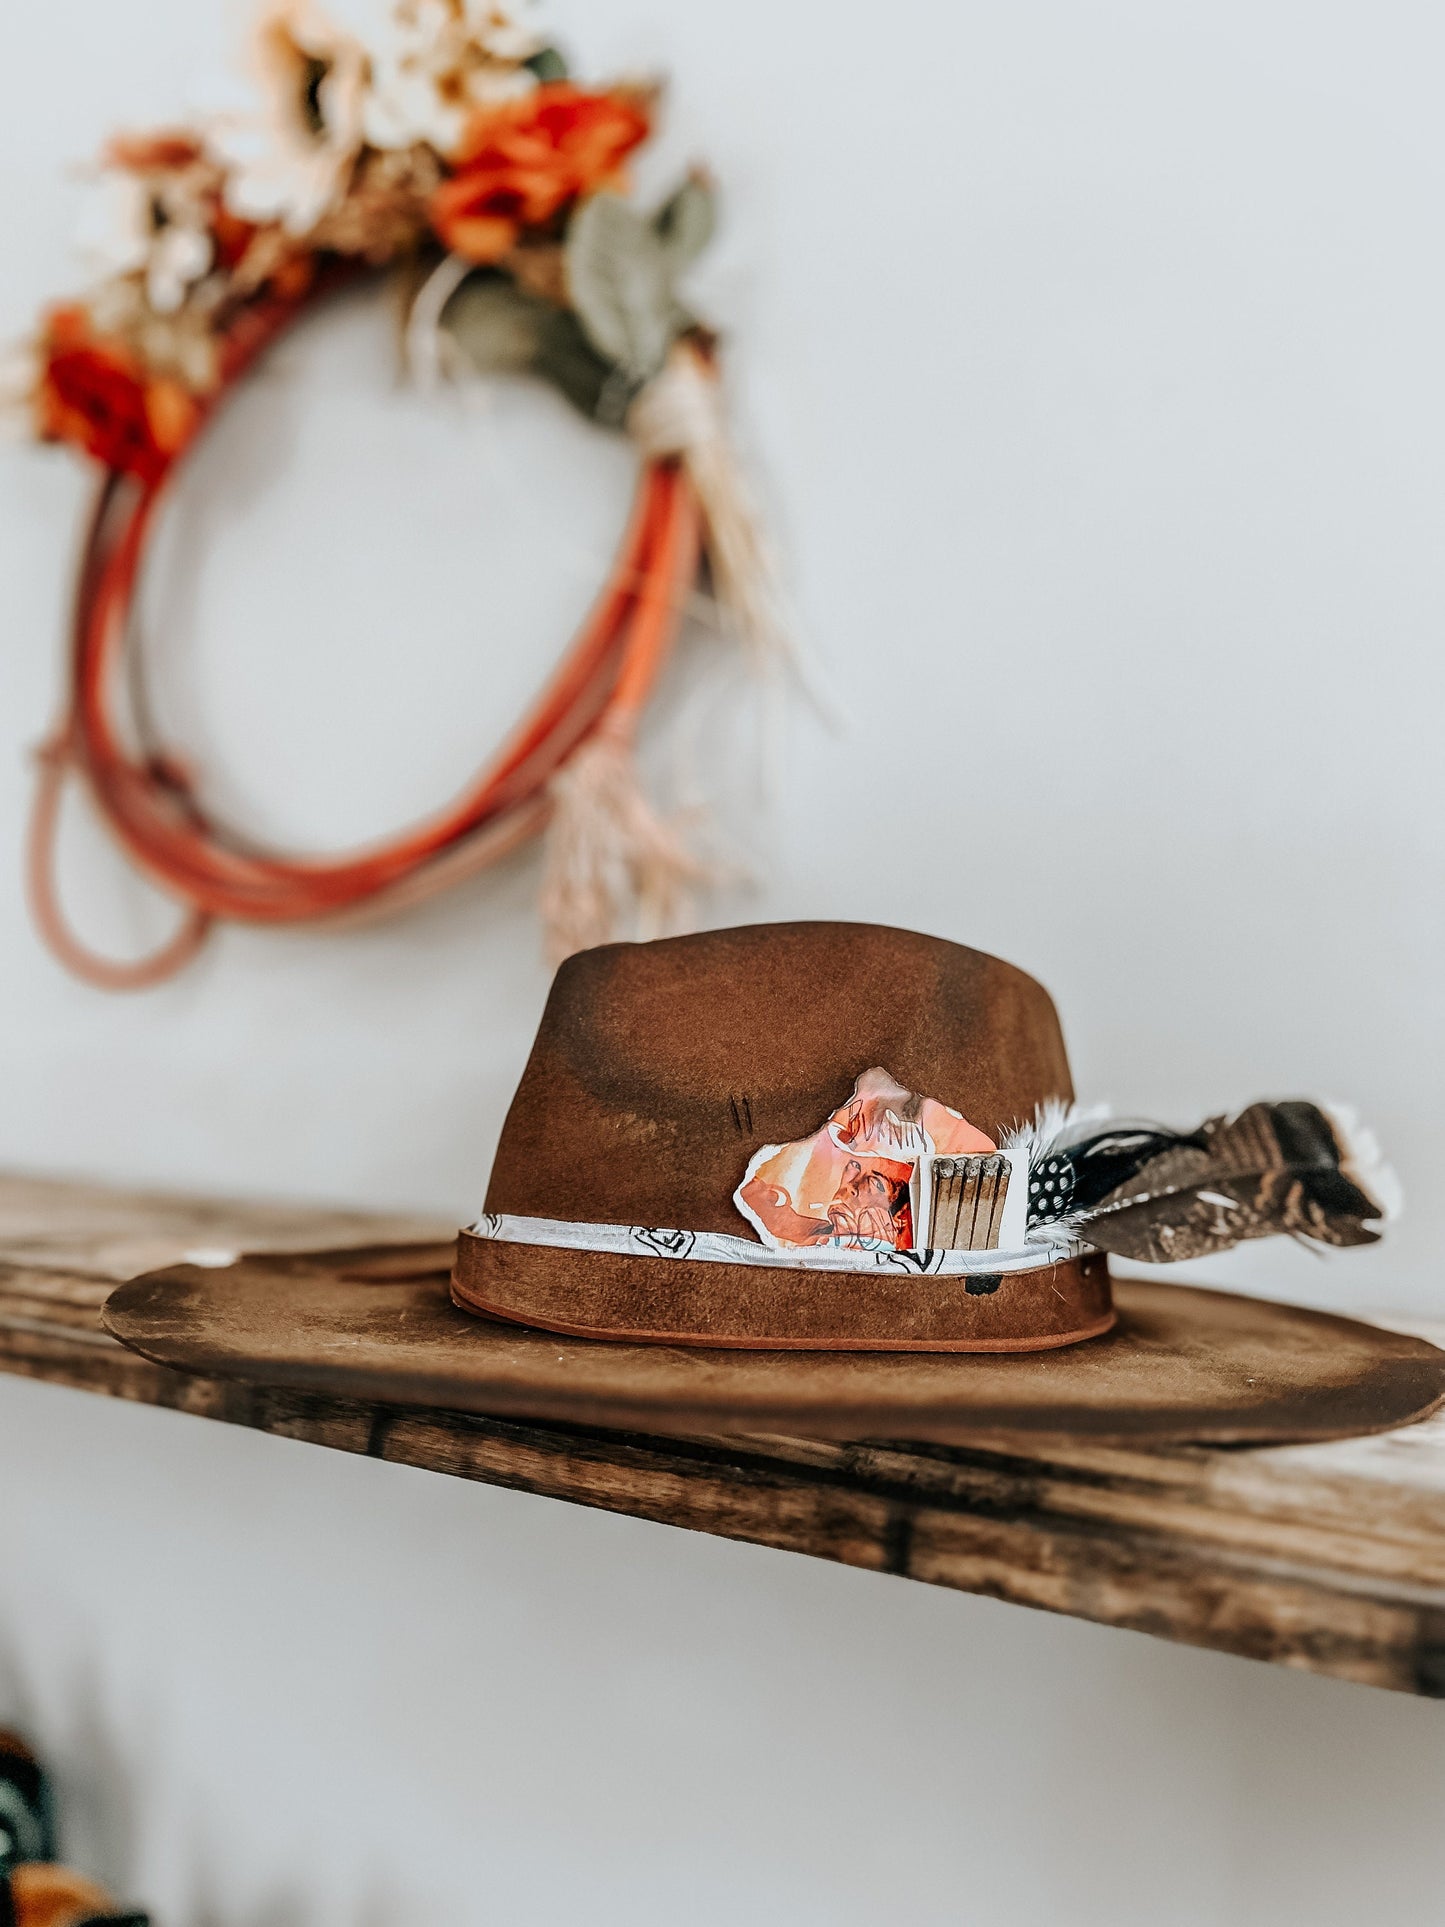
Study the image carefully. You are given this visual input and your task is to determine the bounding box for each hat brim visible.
[104,1248,1445,1447]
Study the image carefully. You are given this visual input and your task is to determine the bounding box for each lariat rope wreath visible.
[10,1,787,988]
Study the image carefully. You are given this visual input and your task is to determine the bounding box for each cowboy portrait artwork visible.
[734,1068,998,1253]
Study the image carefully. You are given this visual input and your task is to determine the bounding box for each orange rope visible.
[27,290,705,987]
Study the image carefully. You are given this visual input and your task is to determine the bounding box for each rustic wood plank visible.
[0,1172,449,1280]
[2,1174,1443,1697]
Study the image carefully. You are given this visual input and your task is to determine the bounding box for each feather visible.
[1322,1101,1404,1225]
[1000,1099,1112,1164]
[1004,1102,1183,1232]
[1048,1100,1396,1264]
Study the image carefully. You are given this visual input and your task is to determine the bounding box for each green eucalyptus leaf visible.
[441,273,548,375]
[439,268,641,430]
[524,45,569,81]
[654,173,715,268]
[533,308,643,428]
[565,193,679,382]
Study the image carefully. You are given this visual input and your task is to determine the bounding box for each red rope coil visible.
[28,285,703,988]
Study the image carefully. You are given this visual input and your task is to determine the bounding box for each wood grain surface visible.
[5,1174,1445,1697]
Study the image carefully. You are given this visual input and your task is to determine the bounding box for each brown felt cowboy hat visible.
[452,921,1397,1353]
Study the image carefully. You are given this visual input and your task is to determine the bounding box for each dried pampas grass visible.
[539,726,715,964]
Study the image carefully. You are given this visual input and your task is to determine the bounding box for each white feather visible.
[1323,1102,1404,1225]
[1000,1098,1112,1163]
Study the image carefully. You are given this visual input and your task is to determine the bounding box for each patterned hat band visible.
[467,1213,1079,1278]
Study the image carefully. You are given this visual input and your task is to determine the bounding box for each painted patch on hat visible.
[734,1068,1005,1253]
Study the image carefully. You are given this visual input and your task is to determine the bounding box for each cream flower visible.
[86,276,221,392]
[77,169,215,317]
[363,0,544,157]
[213,0,368,235]
[76,134,224,320]
[0,340,41,438]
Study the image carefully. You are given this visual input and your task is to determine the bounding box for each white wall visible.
[2,0,1444,1921]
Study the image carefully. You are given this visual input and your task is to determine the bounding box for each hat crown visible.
[486,922,1073,1236]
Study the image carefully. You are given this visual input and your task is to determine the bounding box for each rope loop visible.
[25,289,707,986]
[26,732,214,991]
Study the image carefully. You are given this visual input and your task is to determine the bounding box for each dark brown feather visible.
[1073,1101,1385,1264]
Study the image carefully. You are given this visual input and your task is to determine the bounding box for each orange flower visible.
[104,128,206,173]
[212,202,261,271]
[430,82,651,264]
[37,307,199,483]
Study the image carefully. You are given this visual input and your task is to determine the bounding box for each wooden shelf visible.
[3,1173,1444,1698]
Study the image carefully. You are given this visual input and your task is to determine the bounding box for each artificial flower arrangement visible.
[11,0,782,987]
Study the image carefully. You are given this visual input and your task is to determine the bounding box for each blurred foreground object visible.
[12,1,790,987]
[0,1734,147,1926]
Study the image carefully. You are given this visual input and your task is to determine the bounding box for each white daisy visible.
[363,0,544,157]
[78,171,215,316]
[212,0,369,235]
